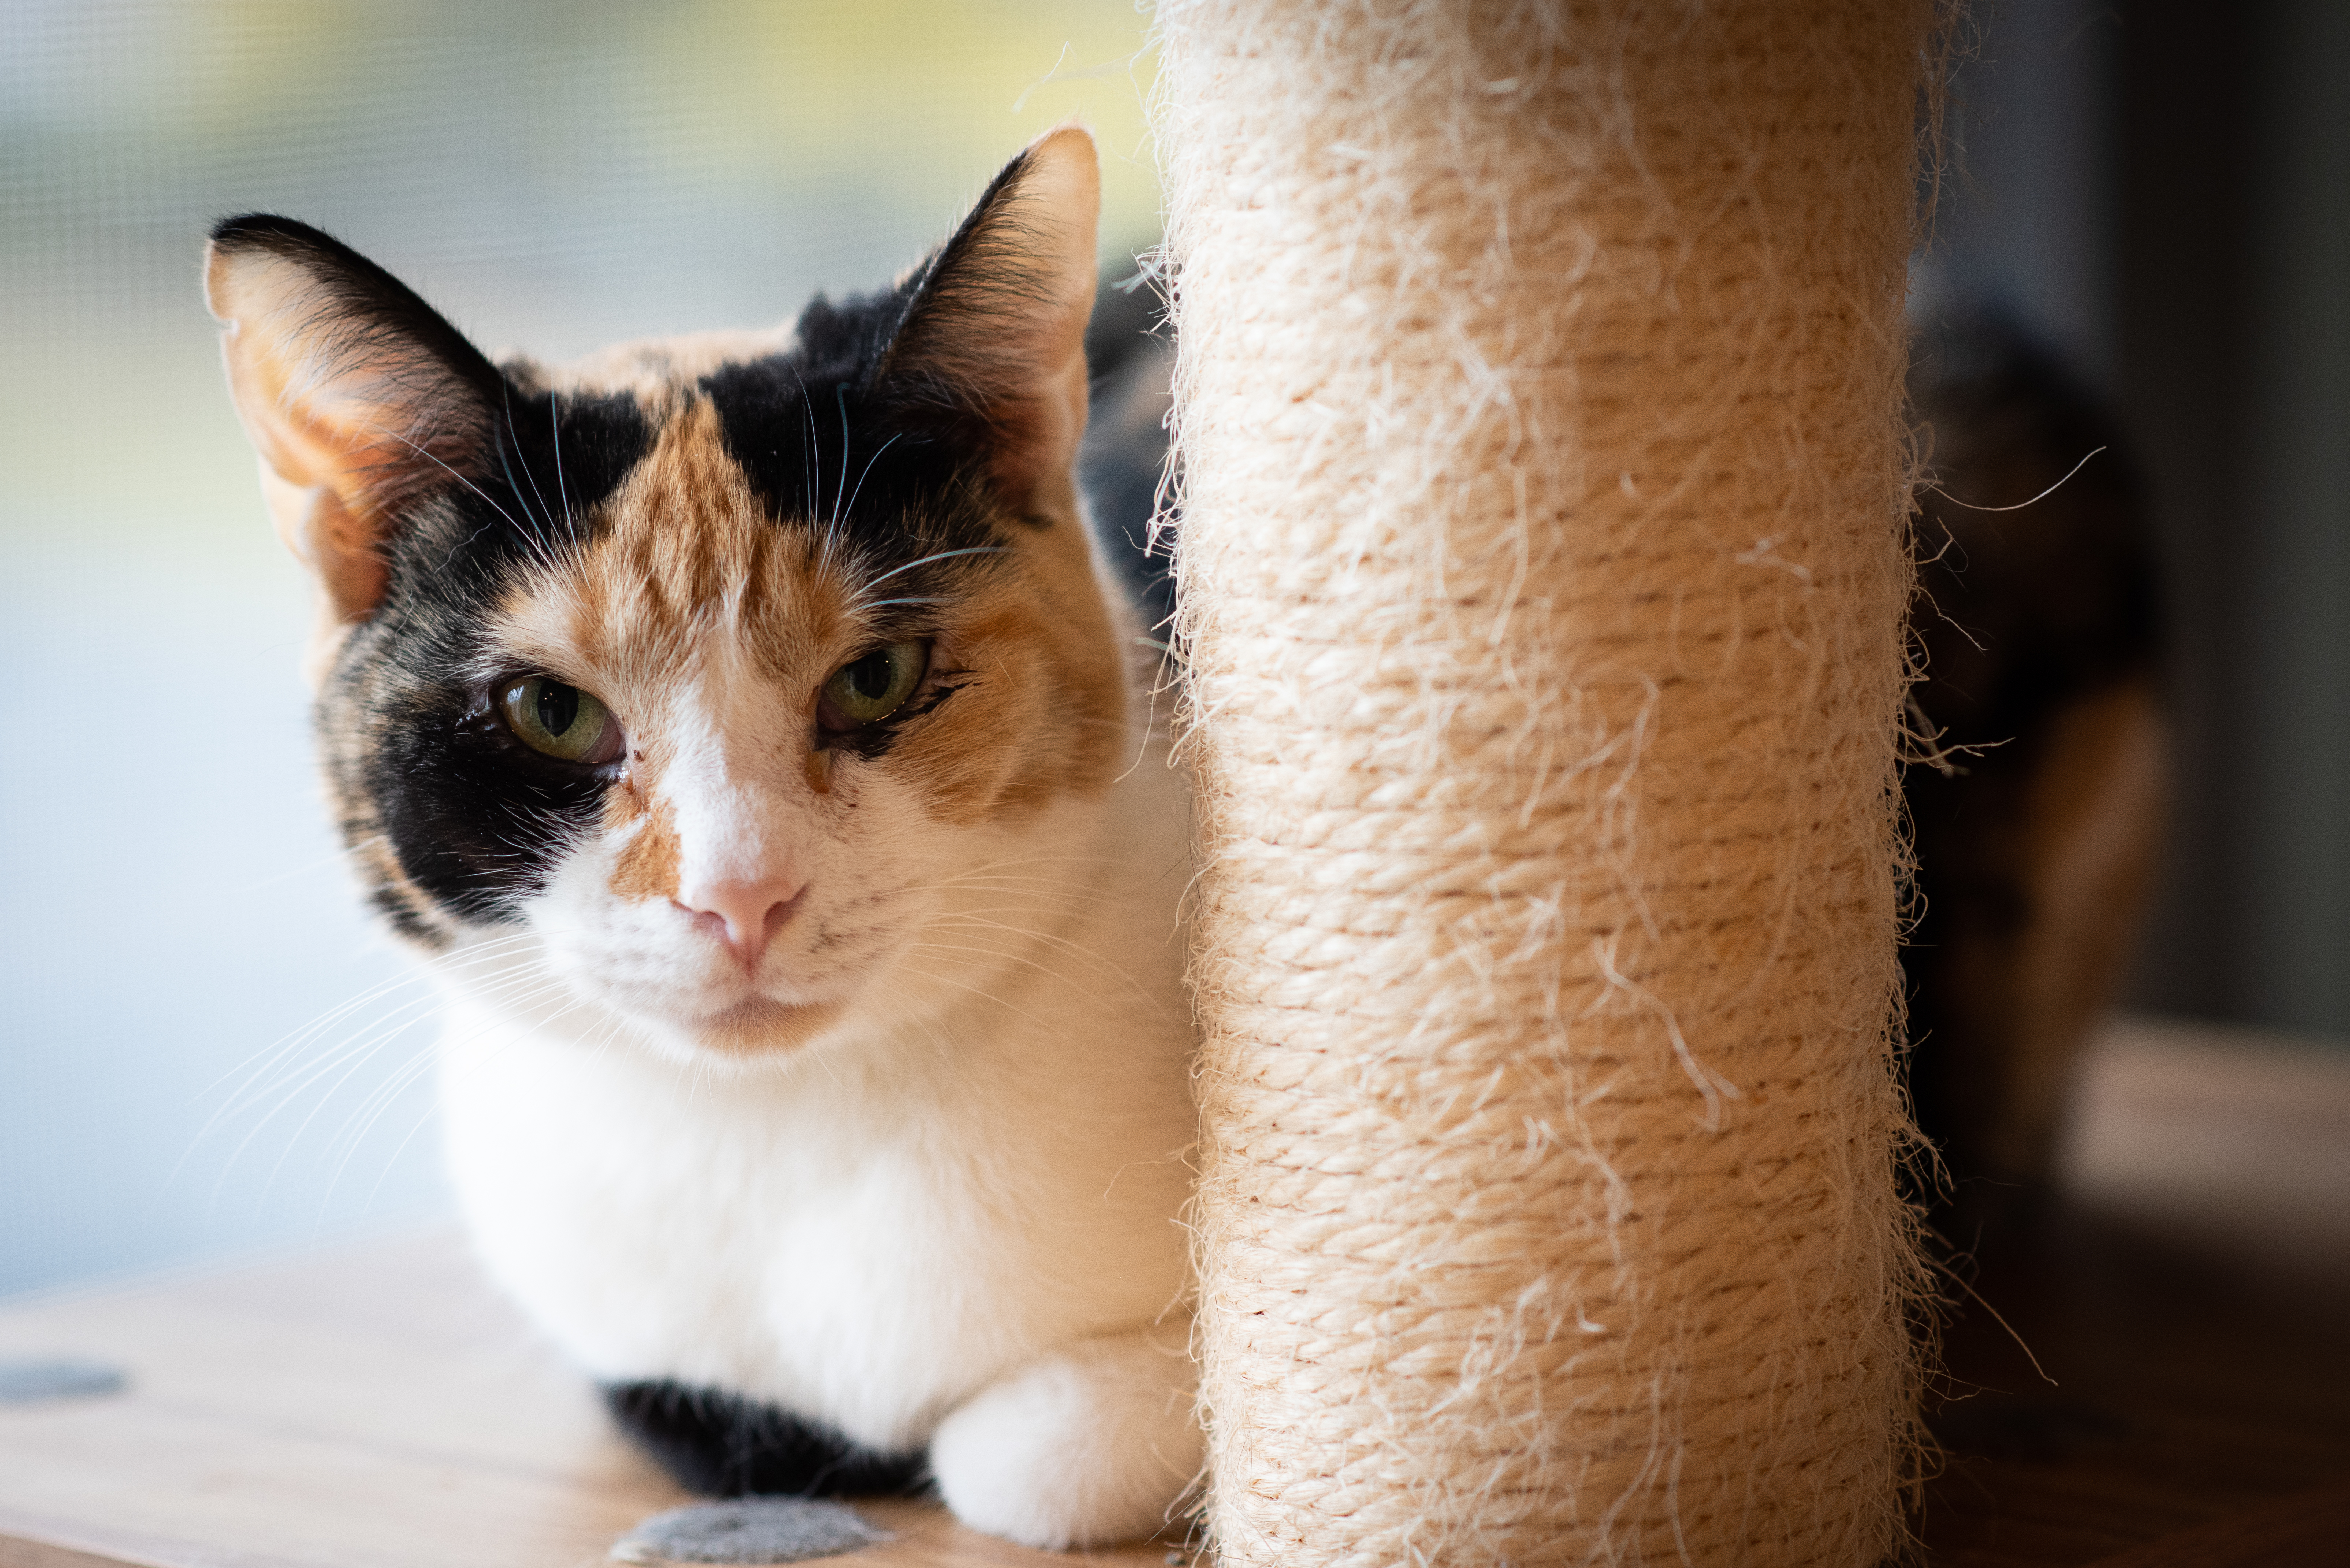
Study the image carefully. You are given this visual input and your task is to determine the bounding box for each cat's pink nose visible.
[674,878,803,971]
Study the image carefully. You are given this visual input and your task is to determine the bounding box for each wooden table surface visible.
[0,1225,1179,1568]
[1917,1018,2350,1567]
[1,1017,2343,1567]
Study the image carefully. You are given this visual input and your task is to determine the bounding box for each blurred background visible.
[1,0,2344,1304]
[1919,0,2349,1043]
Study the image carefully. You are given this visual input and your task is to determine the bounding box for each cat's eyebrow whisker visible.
[497,381,564,555]
[858,546,1008,595]
[496,459,559,571]
[780,356,833,575]
[833,384,854,533]
[838,431,903,535]
[360,418,556,571]
[549,393,575,537]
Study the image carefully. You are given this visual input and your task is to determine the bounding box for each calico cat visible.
[205,128,1202,1549]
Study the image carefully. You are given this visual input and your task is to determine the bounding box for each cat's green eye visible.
[500,676,623,764]
[819,642,927,731]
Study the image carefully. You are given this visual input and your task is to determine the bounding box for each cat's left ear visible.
[877,126,1101,510]
[206,216,504,626]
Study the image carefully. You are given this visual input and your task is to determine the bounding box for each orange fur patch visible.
[903,567,1125,824]
[610,793,682,903]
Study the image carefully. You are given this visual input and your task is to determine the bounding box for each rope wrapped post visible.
[1157,3,1932,1563]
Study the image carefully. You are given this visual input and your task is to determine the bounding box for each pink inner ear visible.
[230,339,417,620]
[301,486,391,623]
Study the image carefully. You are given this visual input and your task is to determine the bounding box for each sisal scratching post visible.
[1158,3,1932,1563]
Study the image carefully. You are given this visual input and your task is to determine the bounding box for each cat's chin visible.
[674,996,850,1060]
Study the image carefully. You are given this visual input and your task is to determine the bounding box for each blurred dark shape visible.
[1905,315,2167,1237]
[1080,290,2169,1241]
[1082,270,1177,635]
[0,1358,126,1404]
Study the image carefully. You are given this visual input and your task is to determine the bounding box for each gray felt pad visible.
[609,1498,889,1564]
[0,1357,125,1404]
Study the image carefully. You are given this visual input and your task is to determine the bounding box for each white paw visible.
[929,1324,1201,1549]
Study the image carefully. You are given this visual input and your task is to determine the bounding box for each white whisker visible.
[858,545,1007,595]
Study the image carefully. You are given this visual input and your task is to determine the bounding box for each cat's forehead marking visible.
[500,395,846,690]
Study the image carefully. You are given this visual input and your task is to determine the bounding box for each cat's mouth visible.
[688,996,848,1056]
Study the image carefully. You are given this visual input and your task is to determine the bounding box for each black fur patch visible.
[698,151,1058,608]
[602,1380,930,1498]
[700,339,1000,582]
[323,388,651,924]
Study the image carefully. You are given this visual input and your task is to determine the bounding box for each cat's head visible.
[207,129,1130,1062]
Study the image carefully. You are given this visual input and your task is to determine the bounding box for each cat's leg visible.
[928,1320,1200,1549]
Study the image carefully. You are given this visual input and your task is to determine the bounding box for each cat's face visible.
[208,130,1125,1062]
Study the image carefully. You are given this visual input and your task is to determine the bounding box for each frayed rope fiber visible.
[1155,2,1933,1564]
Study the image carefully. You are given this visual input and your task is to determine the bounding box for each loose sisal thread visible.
[1155,3,1932,1564]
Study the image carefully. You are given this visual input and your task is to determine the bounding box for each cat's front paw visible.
[929,1323,1200,1550]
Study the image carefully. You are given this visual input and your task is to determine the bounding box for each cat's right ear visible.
[206,216,503,625]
